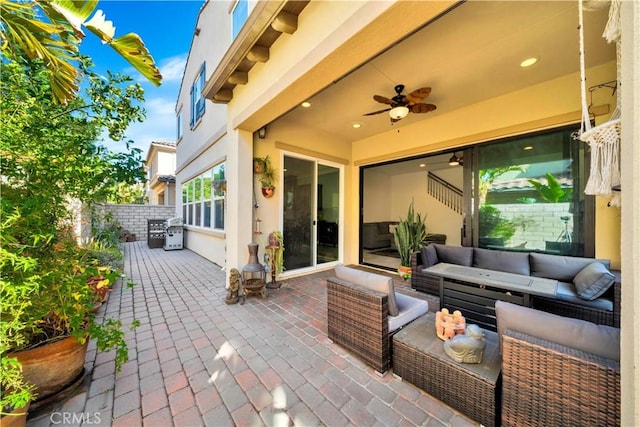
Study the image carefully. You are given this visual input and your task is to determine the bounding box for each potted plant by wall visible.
[393,202,427,280]
[253,156,266,174]
[266,231,285,289]
[1,219,134,412]
[259,156,278,198]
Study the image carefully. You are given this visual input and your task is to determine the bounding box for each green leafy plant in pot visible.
[258,155,278,198]
[393,202,427,280]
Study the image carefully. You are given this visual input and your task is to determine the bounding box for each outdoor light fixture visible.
[257,126,267,139]
[449,153,461,166]
[389,106,409,120]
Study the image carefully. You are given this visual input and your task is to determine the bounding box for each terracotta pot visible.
[261,186,275,198]
[397,265,412,280]
[0,401,30,427]
[10,336,88,404]
[254,159,265,174]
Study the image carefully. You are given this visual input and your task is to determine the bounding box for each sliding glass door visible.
[282,155,341,271]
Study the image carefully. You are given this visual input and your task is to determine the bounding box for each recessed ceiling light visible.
[524,145,534,150]
[301,101,312,108]
[520,57,538,68]
[352,122,362,129]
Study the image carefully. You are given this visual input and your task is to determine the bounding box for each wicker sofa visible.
[411,243,620,327]
[326,265,428,374]
[496,301,620,426]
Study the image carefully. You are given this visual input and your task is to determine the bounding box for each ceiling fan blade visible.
[363,107,392,116]
[373,95,394,105]
[410,103,437,114]
[404,87,432,104]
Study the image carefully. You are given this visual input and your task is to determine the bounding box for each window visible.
[176,110,183,140]
[189,62,206,129]
[181,163,225,231]
[473,126,591,256]
[232,0,248,39]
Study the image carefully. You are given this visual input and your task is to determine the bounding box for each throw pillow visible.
[334,265,399,316]
[421,244,438,267]
[573,262,616,301]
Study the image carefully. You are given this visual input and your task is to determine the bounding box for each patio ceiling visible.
[270,1,615,143]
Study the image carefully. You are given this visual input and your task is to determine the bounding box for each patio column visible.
[224,128,254,280]
[619,1,640,425]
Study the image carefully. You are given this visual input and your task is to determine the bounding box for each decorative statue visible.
[435,308,466,340]
[443,324,487,364]
[225,268,241,304]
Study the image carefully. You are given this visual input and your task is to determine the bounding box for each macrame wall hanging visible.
[577,0,622,206]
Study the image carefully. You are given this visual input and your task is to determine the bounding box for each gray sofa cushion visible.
[389,293,429,332]
[555,282,613,311]
[495,300,620,361]
[433,244,473,266]
[573,262,616,301]
[473,248,530,276]
[530,253,611,282]
[421,244,439,268]
[334,265,399,316]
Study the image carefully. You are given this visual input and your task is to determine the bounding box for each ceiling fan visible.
[363,84,437,123]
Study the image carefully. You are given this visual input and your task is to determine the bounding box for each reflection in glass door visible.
[283,156,340,271]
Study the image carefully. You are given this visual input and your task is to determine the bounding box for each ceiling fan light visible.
[448,154,460,166]
[389,106,409,120]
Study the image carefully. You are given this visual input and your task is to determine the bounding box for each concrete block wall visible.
[94,203,177,241]
[494,203,572,250]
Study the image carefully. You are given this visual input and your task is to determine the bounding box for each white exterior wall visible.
[175,2,228,266]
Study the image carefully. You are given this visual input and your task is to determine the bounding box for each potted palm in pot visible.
[258,155,278,198]
[393,202,427,280]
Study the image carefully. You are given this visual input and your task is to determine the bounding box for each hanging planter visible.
[253,157,266,174]
[261,186,275,198]
[258,156,278,198]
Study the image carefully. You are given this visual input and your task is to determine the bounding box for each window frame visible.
[189,62,206,129]
[181,163,226,232]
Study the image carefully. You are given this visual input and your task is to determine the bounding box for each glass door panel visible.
[317,165,340,264]
[283,156,314,270]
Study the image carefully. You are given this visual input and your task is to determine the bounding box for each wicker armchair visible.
[327,277,391,373]
[501,328,620,426]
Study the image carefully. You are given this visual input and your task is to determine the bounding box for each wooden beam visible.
[246,45,270,63]
[271,11,298,34]
[228,71,248,85]
[213,89,233,103]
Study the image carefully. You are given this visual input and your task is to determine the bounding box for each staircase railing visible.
[427,172,463,214]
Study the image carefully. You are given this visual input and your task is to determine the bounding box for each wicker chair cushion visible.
[555,282,613,310]
[495,300,620,361]
[530,253,611,282]
[473,248,530,276]
[573,262,616,301]
[421,244,438,267]
[433,244,473,266]
[389,293,429,332]
[334,265,398,316]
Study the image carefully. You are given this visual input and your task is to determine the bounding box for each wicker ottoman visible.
[393,313,501,427]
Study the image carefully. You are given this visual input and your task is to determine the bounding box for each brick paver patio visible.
[26,242,476,426]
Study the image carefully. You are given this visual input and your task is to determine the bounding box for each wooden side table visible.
[393,313,501,427]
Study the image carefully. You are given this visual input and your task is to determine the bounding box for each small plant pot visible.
[0,401,30,427]
[397,265,412,280]
[254,159,266,174]
[261,186,275,198]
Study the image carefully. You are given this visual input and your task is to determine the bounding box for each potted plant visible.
[266,231,285,288]
[393,202,427,280]
[253,157,266,174]
[0,216,135,412]
[258,155,278,198]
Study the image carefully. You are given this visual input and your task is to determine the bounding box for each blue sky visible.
[79,0,204,157]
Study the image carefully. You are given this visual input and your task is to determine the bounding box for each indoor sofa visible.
[326,265,429,374]
[411,243,620,327]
